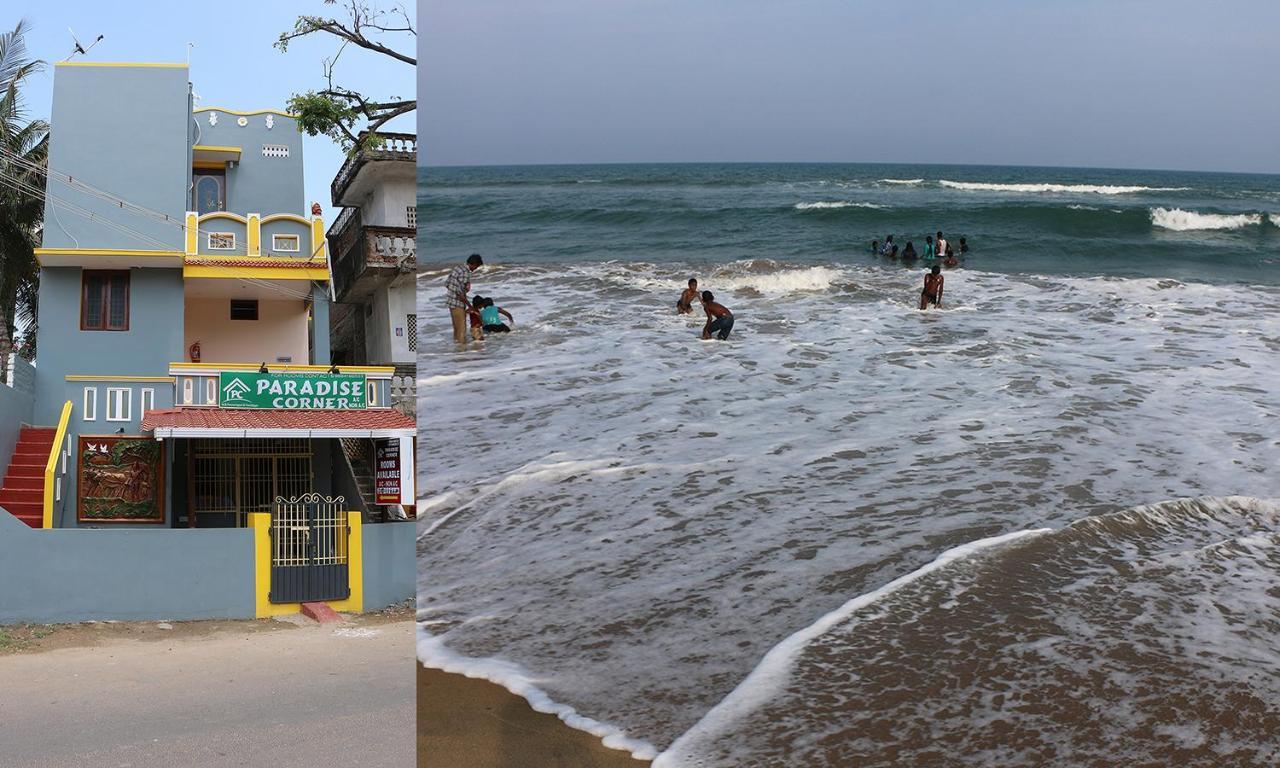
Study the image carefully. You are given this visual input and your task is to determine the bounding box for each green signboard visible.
[218,371,367,410]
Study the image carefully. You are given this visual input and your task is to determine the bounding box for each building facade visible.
[0,62,414,619]
[326,132,417,416]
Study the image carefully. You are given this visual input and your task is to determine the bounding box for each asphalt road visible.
[0,617,415,767]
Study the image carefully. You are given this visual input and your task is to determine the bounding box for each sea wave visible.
[940,180,1189,195]
[1270,213,1280,228]
[418,629,660,760]
[794,201,885,211]
[1150,207,1262,231]
[879,178,924,185]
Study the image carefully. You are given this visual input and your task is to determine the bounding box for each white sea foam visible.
[1269,213,1280,228]
[1150,207,1262,231]
[417,628,660,760]
[793,201,885,210]
[418,261,1280,757]
[940,180,1188,195]
[654,528,1051,767]
[879,178,924,185]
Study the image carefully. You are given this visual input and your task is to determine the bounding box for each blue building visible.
[0,62,414,621]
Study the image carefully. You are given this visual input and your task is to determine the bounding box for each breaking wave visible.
[940,180,1188,195]
[879,178,924,185]
[1150,207,1263,231]
[794,201,886,210]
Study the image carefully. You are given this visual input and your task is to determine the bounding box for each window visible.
[82,271,130,331]
[141,388,155,413]
[230,299,259,321]
[205,378,217,404]
[182,379,194,405]
[106,388,131,422]
[406,205,416,228]
[194,170,225,214]
[407,314,417,351]
[261,144,289,158]
[271,234,300,253]
[82,387,98,421]
[367,381,380,407]
[208,232,236,250]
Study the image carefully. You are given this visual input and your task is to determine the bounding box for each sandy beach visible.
[418,665,649,767]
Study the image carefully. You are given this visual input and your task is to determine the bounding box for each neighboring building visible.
[0,62,414,619]
[326,132,417,416]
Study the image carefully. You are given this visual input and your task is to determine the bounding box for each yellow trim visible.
[173,362,396,374]
[56,61,186,69]
[260,213,310,226]
[192,144,242,154]
[197,211,248,225]
[192,161,226,170]
[183,265,330,281]
[310,217,326,261]
[35,247,182,257]
[252,511,363,617]
[43,401,73,529]
[195,106,297,119]
[185,212,198,256]
[65,375,175,382]
[187,254,311,266]
[247,214,261,257]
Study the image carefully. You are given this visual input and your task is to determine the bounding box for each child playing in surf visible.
[677,278,701,314]
[701,291,735,340]
[944,242,959,267]
[479,297,514,333]
[468,294,486,340]
[920,266,944,310]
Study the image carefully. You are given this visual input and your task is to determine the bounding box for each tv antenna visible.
[65,28,104,61]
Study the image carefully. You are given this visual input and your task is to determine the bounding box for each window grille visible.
[407,314,417,351]
[190,439,313,527]
[272,234,300,253]
[209,232,236,250]
[406,205,416,228]
[262,144,290,158]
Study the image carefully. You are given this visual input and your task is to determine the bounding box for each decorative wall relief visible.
[77,436,165,523]
[208,112,218,126]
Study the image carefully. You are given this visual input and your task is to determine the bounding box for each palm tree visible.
[0,20,48,375]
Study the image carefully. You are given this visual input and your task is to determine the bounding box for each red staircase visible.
[0,427,56,528]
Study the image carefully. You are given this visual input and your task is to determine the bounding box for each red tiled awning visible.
[142,408,415,438]
[185,258,321,268]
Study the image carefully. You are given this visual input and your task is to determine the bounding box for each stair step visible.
[2,500,42,518]
[10,513,41,528]
[19,428,56,437]
[2,476,43,490]
[0,486,42,501]
[4,464,44,479]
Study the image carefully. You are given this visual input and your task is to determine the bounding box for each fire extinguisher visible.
[189,341,201,363]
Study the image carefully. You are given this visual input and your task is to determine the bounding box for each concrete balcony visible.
[330,132,417,208]
[326,208,415,303]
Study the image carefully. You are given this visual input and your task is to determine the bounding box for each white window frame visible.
[82,387,98,421]
[141,388,155,413]
[106,387,131,422]
[272,234,300,253]
[406,205,416,228]
[208,232,236,251]
[182,378,194,405]
[205,378,218,404]
[367,381,380,407]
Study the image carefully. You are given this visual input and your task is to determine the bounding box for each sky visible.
[9,0,416,221]
[422,0,1280,174]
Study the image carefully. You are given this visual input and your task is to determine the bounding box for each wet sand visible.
[418,665,649,767]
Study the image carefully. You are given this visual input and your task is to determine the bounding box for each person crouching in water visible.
[701,291,734,340]
[468,294,486,340]
[943,242,959,267]
[479,297,514,333]
[920,266,944,310]
[901,241,918,261]
[677,278,701,314]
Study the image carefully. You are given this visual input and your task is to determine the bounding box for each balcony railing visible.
[330,132,417,206]
[327,209,416,301]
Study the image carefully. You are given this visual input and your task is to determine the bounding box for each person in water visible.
[871,240,879,256]
[935,231,948,259]
[879,235,895,256]
[677,278,702,314]
[923,235,935,261]
[943,242,959,267]
[920,265,944,310]
[479,297,514,333]
[959,237,969,254]
[701,291,734,340]
[901,241,917,260]
[467,293,486,341]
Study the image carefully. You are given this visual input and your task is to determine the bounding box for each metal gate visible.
[269,493,350,603]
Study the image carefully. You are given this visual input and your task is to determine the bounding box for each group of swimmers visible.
[872,231,968,267]
[676,278,735,340]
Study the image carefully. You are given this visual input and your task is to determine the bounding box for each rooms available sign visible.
[219,372,367,410]
[375,440,401,504]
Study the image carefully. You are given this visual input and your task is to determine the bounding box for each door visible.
[269,492,350,603]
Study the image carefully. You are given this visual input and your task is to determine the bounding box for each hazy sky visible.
[12,0,415,220]
[422,0,1279,173]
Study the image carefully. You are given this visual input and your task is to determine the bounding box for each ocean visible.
[416,163,1280,765]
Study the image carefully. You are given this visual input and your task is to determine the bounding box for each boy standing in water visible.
[701,291,735,340]
[935,231,948,259]
[677,278,701,314]
[923,235,935,261]
[920,266,944,310]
